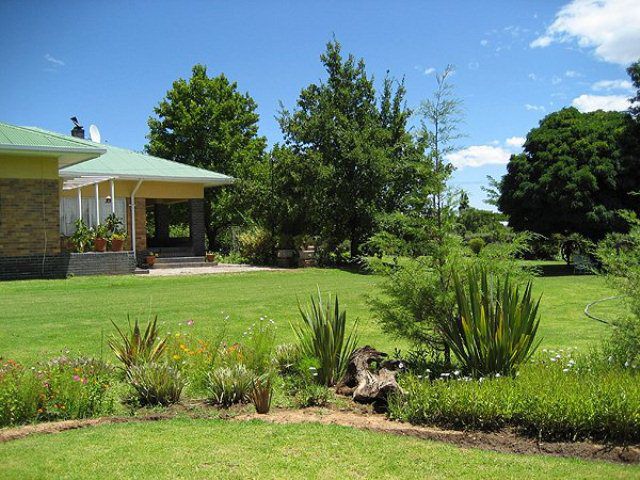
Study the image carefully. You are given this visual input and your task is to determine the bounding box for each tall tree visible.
[278,39,412,257]
[497,107,640,239]
[629,59,640,118]
[146,64,267,249]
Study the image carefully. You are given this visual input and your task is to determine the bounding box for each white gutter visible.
[130,180,143,257]
[59,172,235,185]
[0,144,106,155]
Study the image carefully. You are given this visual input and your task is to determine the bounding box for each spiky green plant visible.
[438,268,541,376]
[109,316,167,370]
[128,362,185,406]
[292,289,359,386]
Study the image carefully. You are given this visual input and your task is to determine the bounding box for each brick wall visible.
[0,252,136,280]
[125,198,147,253]
[0,178,60,257]
[189,199,206,256]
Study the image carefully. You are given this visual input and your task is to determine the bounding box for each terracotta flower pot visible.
[145,255,156,267]
[110,238,124,252]
[94,237,107,252]
[206,253,216,263]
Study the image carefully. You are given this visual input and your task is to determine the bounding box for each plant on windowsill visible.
[110,232,127,252]
[71,219,91,253]
[92,224,109,252]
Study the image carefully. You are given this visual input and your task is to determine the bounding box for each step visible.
[151,247,194,258]
[152,261,211,269]
[134,268,150,275]
[154,256,204,264]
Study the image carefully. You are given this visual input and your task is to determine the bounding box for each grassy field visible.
[1,418,638,479]
[0,268,622,363]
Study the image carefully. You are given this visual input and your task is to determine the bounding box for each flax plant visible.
[293,289,359,386]
[438,268,541,376]
[109,316,167,370]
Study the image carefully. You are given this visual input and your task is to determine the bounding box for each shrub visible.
[0,357,116,427]
[467,237,485,255]
[128,362,185,406]
[237,226,274,265]
[109,316,167,370]
[206,365,254,407]
[273,344,302,375]
[242,318,276,375]
[389,357,640,443]
[293,290,358,386]
[438,268,541,376]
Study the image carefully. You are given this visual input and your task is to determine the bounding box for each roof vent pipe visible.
[70,116,85,139]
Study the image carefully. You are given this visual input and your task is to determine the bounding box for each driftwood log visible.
[336,346,404,412]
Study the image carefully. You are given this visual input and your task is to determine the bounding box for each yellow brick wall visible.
[0,178,61,257]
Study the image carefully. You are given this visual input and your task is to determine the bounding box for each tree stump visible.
[336,346,404,412]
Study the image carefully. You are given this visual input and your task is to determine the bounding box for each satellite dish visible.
[89,124,101,143]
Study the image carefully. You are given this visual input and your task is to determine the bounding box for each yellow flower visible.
[173,354,181,361]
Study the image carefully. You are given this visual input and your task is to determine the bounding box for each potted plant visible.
[205,251,218,265]
[105,213,124,236]
[71,219,91,253]
[92,224,108,252]
[145,251,157,267]
[110,232,126,252]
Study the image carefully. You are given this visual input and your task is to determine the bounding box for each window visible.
[60,197,127,236]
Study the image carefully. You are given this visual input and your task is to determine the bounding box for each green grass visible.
[1,418,637,479]
[0,269,623,363]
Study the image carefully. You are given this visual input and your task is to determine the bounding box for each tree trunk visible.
[336,346,404,412]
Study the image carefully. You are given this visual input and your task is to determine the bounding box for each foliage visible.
[497,107,640,239]
[91,224,109,239]
[597,214,640,366]
[105,213,124,235]
[293,290,359,386]
[628,59,640,118]
[438,268,541,377]
[278,39,422,256]
[0,357,115,427]
[147,64,268,249]
[389,356,640,443]
[273,343,302,375]
[240,317,277,374]
[127,362,185,406]
[467,237,485,255]
[282,356,332,408]
[109,316,167,370]
[457,207,510,244]
[70,219,92,253]
[206,364,254,407]
[237,226,274,265]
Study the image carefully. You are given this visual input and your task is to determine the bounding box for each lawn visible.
[1,418,637,479]
[0,268,622,363]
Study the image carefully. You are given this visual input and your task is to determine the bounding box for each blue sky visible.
[1,0,638,208]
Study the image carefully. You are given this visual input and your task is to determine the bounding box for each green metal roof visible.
[0,121,105,166]
[9,125,234,186]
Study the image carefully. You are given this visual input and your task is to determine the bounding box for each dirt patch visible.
[233,407,640,464]
[0,414,171,443]
[1,407,638,465]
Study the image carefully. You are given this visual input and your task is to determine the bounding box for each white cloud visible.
[571,94,630,112]
[423,67,436,75]
[528,73,538,80]
[506,136,526,148]
[591,79,633,91]
[530,0,640,65]
[44,53,65,66]
[525,104,546,112]
[565,70,581,78]
[446,145,512,169]
[551,75,562,85]
[480,39,489,46]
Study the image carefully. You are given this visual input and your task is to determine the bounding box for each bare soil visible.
[1,405,638,465]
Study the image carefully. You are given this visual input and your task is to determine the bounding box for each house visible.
[0,120,233,279]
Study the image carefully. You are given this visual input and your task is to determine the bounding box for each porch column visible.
[154,203,170,244]
[189,199,206,256]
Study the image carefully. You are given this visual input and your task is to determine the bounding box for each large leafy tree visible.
[278,40,416,256]
[146,64,268,248]
[497,107,640,239]
[629,59,640,118]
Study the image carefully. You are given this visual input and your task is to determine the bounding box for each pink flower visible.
[73,375,81,382]
[186,319,194,326]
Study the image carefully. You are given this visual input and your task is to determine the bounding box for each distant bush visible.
[389,354,640,443]
[467,237,485,255]
[282,356,332,408]
[237,226,274,265]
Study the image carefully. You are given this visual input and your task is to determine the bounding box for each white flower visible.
[495,373,501,378]
[440,373,450,378]
[625,361,630,368]
[479,377,484,383]
[453,370,460,376]
[562,368,569,373]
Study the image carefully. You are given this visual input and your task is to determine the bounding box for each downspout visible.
[130,180,143,258]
